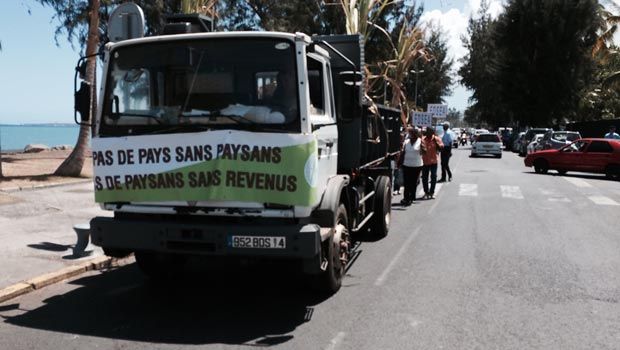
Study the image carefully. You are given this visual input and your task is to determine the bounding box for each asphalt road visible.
[2,146,620,350]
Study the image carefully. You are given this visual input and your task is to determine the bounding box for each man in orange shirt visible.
[420,127,444,199]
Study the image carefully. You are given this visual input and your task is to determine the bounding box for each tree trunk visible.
[54,0,99,177]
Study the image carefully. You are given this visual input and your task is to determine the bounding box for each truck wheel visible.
[135,251,186,280]
[312,204,349,294]
[370,175,391,238]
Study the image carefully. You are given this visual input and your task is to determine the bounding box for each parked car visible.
[524,138,620,179]
[538,131,581,151]
[526,134,545,154]
[519,128,552,156]
[512,132,525,152]
[471,133,503,158]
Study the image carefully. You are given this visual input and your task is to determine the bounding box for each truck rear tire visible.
[135,251,187,280]
[370,175,391,239]
[311,204,349,294]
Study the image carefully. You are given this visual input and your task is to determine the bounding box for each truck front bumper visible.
[90,217,321,258]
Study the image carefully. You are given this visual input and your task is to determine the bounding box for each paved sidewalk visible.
[0,181,118,302]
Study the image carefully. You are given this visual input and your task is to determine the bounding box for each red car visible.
[524,138,620,179]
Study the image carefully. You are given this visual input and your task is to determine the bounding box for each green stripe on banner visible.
[94,141,318,206]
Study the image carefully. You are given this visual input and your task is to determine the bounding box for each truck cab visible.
[84,10,400,294]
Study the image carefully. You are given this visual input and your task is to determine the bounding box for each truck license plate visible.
[228,235,286,249]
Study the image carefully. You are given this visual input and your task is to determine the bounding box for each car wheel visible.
[605,164,620,180]
[557,169,567,175]
[533,159,549,174]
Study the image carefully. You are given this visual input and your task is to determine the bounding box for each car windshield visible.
[100,38,299,135]
[477,134,499,142]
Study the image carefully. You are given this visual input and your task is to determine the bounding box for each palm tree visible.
[593,1,620,60]
[337,0,426,126]
[181,0,217,16]
[54,0,99,176]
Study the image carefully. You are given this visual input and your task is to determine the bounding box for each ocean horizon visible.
[0,124,81,152]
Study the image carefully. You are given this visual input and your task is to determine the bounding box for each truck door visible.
[307,54,338,194]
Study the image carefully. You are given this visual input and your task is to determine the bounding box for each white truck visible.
[77,9,402,294]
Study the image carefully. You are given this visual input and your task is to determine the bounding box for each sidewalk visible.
[0,180,122,303]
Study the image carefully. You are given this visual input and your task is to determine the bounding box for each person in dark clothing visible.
[438,122,454,182]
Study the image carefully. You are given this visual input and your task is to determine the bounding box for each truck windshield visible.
[100,38,299,135]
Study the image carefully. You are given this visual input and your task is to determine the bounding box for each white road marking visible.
[588,196,620,206]
[325,332,346,350]
[539,188,571,202]
[563,177,593,188]
[548,197,572,203]
[375,226,422,286]
[459,184,478,197]
[500,185,524,199]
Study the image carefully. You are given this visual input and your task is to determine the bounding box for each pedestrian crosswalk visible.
[500,185,524,199]
[449,183,620,206]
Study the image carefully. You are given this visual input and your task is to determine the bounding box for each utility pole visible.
[410,69,424,109]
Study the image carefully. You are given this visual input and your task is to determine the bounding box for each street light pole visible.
[410,69,424,109]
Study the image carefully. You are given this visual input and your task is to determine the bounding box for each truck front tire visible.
[370,175,391,238]
[311,204,349,294]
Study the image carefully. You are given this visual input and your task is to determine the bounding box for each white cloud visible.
[420,0,503,65]
[418,1,503,111]
[420,8,469,64]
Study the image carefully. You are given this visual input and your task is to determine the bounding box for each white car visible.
[526,134,545,154]
[471,133,503,158]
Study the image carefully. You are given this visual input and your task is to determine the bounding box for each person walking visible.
[438,122,454,182]
[420,126,444,199]
[399,126,424,206]
[604,126,620,140]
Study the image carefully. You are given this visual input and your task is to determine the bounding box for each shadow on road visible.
[5,261,334,346]
[26,242,72,252]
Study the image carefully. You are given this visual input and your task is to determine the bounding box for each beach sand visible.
[0,150,93,190]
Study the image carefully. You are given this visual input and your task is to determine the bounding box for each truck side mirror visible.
[75,81,92,124]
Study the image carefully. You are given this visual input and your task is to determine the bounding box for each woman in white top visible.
[400,126,424,206]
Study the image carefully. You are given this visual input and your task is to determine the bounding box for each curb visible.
[0,256,125,304]
[0,179,92,193]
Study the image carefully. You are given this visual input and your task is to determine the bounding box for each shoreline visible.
[0,149,93,189]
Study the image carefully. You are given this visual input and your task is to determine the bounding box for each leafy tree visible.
[578,50,620,120]
[34,0,189,176]
[409,27,454,110]
[458,0,503,127]
[445,108,463,127]
[35,0,102,176]
[494,0,599,127]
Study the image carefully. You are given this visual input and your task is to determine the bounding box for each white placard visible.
[427,104,448,118]
[412,111,433,127]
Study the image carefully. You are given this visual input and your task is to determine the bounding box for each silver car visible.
[471,133,503,158]
[537,131,581,151]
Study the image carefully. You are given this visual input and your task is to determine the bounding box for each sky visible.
[0,0,503,124]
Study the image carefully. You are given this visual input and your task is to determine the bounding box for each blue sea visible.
[0,124,81,152]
